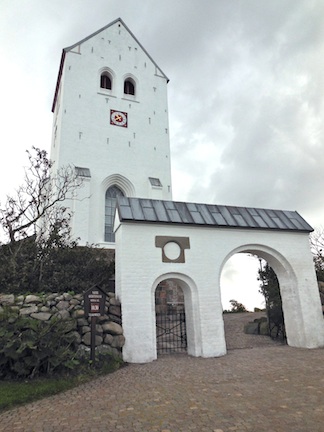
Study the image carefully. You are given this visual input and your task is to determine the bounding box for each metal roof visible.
[116,197,313,233]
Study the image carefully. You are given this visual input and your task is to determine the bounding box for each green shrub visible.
[0,309,79,379]
[0,240,114,295]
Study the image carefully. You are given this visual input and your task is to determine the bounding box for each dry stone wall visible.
[0,292,124,358]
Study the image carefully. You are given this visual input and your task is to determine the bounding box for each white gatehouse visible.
[115,197,324,363]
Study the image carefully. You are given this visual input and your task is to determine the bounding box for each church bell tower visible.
[51,18,172,246]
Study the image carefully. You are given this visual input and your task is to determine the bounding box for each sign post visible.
[84,287,107,366]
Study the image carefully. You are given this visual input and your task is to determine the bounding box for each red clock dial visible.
[110,110,128,127]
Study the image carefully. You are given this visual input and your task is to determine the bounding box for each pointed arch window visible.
[124,78,135,96]
[100,72,112,90]
[105,185,124,242]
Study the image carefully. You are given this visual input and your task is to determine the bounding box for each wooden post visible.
[91,316,96,365]
[84,287,107,367]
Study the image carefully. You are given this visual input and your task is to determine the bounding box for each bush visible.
[0,240,114,295]
[0,309,79,379]
[224,299,248,313]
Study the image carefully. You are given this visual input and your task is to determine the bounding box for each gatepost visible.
[84,287,107,365]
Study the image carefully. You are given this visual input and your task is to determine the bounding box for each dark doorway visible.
[155,281,187,355]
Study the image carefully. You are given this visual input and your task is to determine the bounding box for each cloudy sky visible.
[1,0,323,310]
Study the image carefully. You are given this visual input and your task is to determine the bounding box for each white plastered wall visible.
[50,20,172,246]
[115,220,324,364]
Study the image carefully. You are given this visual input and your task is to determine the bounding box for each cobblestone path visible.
[1,313,323,432]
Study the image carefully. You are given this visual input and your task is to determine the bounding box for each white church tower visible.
[50,18,172,246]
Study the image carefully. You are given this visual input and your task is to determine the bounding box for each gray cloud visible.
[1,0,323,308]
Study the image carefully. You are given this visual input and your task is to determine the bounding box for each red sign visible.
[90,302,100,313]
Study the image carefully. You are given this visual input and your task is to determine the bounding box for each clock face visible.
[110,110,128,127]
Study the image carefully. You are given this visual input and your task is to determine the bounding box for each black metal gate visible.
[156,305,187,355]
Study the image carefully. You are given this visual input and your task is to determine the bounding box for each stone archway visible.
[219,243,318,349]
[115,197,324,363]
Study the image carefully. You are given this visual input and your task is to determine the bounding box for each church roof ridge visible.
[116,197,313,233]
[63,17,123,52]
[52,18,169,112]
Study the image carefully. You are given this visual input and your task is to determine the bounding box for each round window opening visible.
[163,241,181,261]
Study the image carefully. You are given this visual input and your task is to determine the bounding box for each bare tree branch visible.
[0,147,83,244]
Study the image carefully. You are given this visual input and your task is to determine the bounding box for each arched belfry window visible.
[124,78,135,96]
[105,185,124,242]
[100,72,112,90]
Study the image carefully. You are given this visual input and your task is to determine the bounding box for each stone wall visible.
[0,292,124,358]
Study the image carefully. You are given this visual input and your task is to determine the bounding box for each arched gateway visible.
[115,197,324,363]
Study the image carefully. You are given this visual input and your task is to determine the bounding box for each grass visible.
[0,356,123,413]
[0,377,81,412]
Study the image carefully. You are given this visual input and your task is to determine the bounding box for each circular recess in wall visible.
[163,241,181,261]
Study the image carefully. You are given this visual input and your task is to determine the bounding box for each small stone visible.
[109,298,121,306]
[46,300,56,307]
[97,315,109,323]
[82,325,91,334]
[56,301,70,310]
[25,295,42,304]
[259,321,270,335]
[111,334,125,348]
[40,306,50,312]
[30,312,51,321]
[47,293,58,301]
[244,322,259,335]
[108,314,122,325]
[82,332,91,346]
[15,301,24,306]
[57,310,71,320]
[73,309,85,318]
[0,294,15,305]
[69,299,80,306]
[82,332,103,346]
[95,335,103,346]
[96,324,103,335]
[109,305,121,317]
[63,293,73,301]
[77,318,88,327]
[104,334,114,345]
[102,321,123,335]
[20,305,38,315]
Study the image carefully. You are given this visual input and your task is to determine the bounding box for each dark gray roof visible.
[116,197,313,233]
